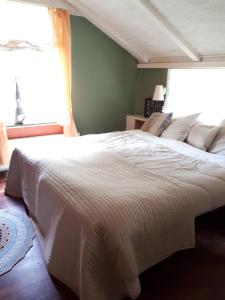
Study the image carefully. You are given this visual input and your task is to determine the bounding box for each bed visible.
[5,130,225,300]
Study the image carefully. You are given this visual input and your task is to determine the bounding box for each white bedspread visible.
[5,130,225,300]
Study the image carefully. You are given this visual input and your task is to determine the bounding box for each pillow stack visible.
[141,112,225,154]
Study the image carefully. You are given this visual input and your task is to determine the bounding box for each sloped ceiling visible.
[25,0,225,66]
[150,0,225,57]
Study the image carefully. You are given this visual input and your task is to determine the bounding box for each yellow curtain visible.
[48,8,78,137]
[0,122,10,166]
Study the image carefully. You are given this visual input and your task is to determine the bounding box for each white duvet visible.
[5,130,225,300]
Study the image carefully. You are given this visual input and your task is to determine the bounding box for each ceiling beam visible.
[135,0,200,62]
[137,61,225,69]
[65,0,149,63]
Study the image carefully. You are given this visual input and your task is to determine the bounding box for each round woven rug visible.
[0,210,35,275]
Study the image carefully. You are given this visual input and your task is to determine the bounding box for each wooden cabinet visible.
[126,115,148,130]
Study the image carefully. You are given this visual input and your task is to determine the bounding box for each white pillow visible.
[141,112,173,136]
[208,126,225,155]
[221,119,225,126]
[187,124,220,151]
[161,113,200,141]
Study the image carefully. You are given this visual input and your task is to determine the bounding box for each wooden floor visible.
[1,175,225,300]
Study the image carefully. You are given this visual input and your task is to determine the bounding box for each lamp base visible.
[144,99,164,117]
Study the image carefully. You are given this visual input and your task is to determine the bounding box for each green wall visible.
[70,16,137,135]
[135,69,168,115]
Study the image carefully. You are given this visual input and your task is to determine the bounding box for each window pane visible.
[0,1,53,46]
[0,48,65,125]
[0,1,65,125]
[164,69,225,125]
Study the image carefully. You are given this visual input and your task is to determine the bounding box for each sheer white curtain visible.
[164,69,225,125]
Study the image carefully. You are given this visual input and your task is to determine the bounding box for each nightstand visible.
[126,115,148,130]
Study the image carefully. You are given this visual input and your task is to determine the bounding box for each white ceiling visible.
[149,0,225,57]
[23,0,225,66]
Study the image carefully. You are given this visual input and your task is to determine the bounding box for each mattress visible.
[5,130,225,300]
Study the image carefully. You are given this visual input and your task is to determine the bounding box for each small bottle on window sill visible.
[15,77,25,125]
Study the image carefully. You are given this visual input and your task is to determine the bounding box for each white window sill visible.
[7,123,63,139]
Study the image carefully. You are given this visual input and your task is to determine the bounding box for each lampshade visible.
[152,85,164,101]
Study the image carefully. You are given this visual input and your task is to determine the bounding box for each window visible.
[0,1,65,126]
[164,69,225,125]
